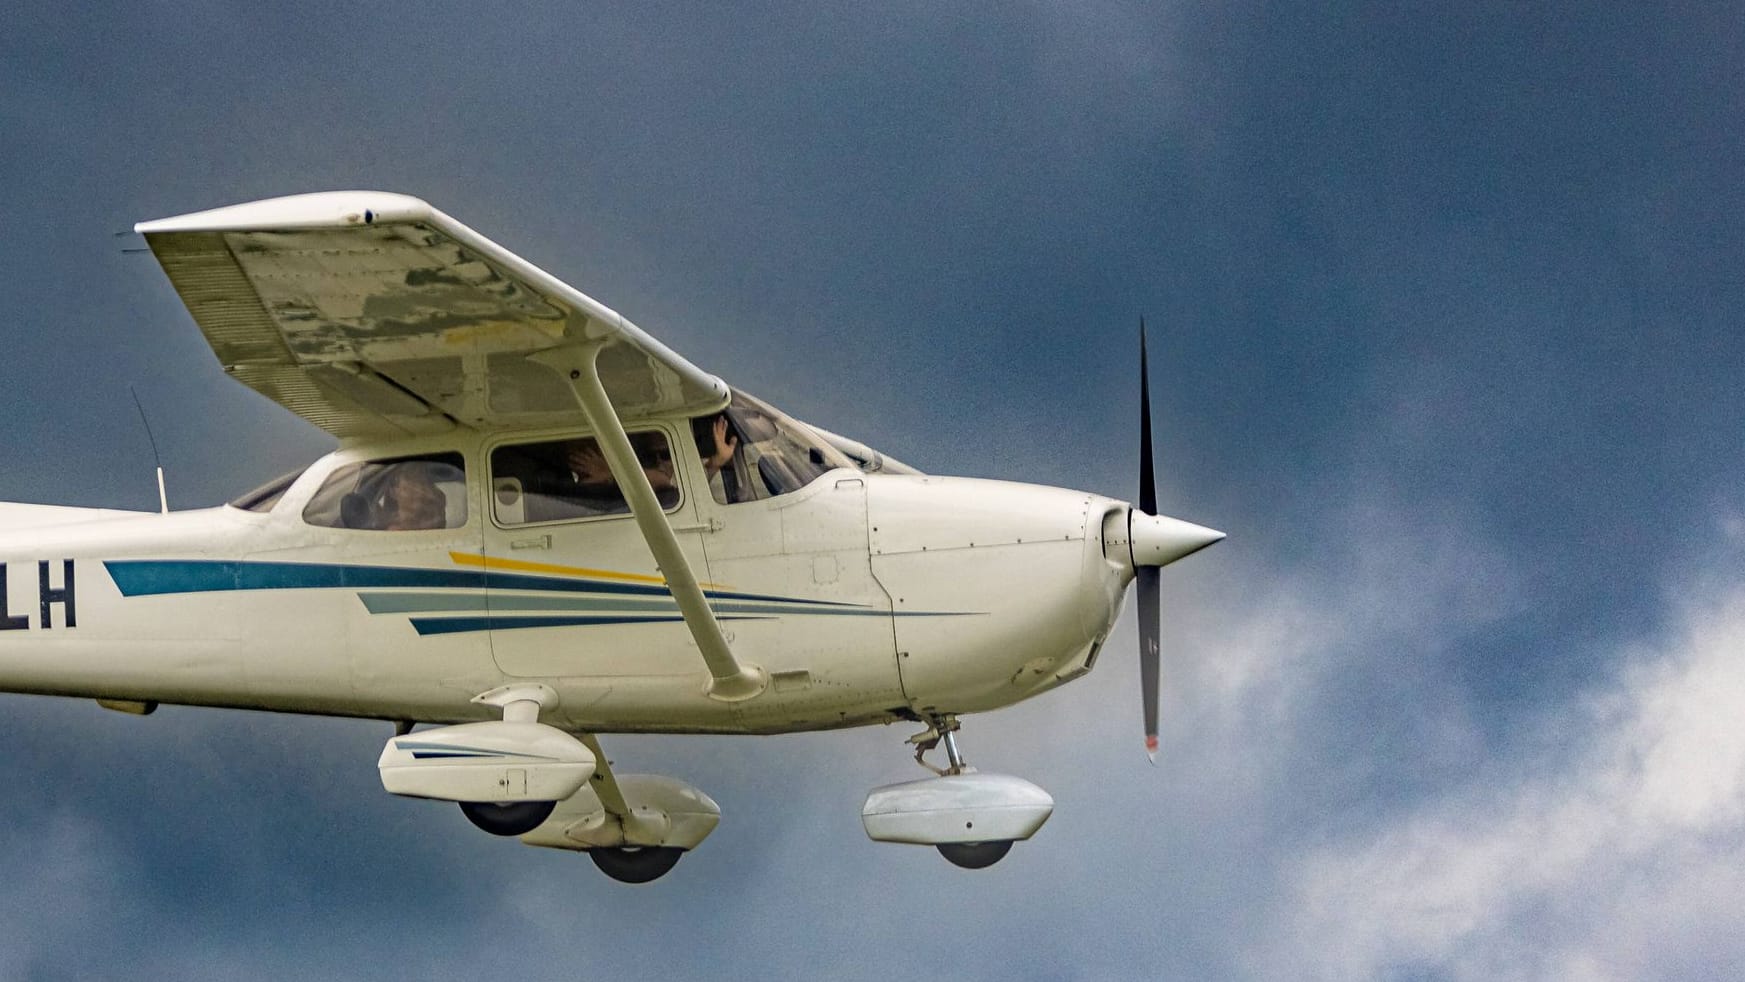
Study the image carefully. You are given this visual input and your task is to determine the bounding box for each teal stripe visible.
[359,591,912,618]
[361,592,495,614]
[105,559,863,608]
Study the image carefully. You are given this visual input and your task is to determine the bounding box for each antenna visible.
[129,386,169,514]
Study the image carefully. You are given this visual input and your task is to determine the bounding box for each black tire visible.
[589,846,685,883]
[458,800,556,836]
[936,840,1013,869]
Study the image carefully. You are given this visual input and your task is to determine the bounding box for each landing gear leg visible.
[909,714,970,777]
[579,735,689,884]
[906,716,1020,870]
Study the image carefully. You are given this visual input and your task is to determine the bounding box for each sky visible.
[3,2,1745,978]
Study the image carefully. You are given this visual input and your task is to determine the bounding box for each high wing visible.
[136,191,728,438]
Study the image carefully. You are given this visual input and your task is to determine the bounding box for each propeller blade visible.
[1138,565,1160,762]
[1139,322,1156,516]
[1138,320,1160,762]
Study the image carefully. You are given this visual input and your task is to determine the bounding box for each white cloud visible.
[1252,581,1745,980]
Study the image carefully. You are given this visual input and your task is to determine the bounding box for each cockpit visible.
[696,389,853,504]
[225,388,856,530]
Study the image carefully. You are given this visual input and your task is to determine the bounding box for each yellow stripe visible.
[448,551,726,590]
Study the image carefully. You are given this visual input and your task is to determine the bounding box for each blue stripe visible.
[394,740,560,761]
[393,741,515,753]
[409,613,775,636]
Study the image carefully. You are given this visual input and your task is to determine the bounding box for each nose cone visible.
[1128,511,1225,567]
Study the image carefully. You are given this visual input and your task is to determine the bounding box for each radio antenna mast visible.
[129,385,169,514]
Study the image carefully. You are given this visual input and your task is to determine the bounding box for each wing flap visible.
[138,192,727,438]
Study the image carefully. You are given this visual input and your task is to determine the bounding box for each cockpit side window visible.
[489,430,679,526]
[695,390,853,505]
[302,453,468,531]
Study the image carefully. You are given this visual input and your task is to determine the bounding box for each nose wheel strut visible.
[901,715,1022,868]
[909,714,970,776]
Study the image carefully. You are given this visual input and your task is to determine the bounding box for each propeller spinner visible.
[1132,324,1223,761]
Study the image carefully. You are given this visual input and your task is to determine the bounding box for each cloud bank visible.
[1256,564,1745,979]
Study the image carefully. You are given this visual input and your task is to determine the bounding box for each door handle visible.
[510,535,551,550]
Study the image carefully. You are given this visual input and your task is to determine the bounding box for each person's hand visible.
[645,466,674,491]
[568,443,611,484]
[705,416,739,473]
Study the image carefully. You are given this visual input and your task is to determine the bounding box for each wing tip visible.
[136,190,433,236]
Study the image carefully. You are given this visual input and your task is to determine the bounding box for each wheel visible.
[936,840,1013,869]
[589,846,685,883]
[458,800,556,836]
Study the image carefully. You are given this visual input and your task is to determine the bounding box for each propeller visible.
[1138,325,1161,761]
[1131,320,1223,762]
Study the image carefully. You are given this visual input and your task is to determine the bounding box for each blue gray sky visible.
[5,2,1745,979]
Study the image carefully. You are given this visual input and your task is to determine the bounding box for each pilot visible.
[693,413,742,503]
[700,414,739,477]
[380,465,447,531]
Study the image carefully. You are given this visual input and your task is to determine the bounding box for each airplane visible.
[0,192,1222,882]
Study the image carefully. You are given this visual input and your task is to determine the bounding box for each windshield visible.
[228,468,307,513]
[694,390,854,504]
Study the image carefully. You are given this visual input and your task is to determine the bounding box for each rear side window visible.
[302,453,467,531]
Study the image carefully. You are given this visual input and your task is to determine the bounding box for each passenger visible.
[519,428,719,522]
[554,434,678,512]
[381,465,447,530]
[631,433,680,508]
[564,440,620,498]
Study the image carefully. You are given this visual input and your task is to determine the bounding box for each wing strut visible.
[532,343,766,702]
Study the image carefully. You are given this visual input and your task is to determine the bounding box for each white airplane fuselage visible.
[0,428,1134,735]
[0,190,1229,877]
